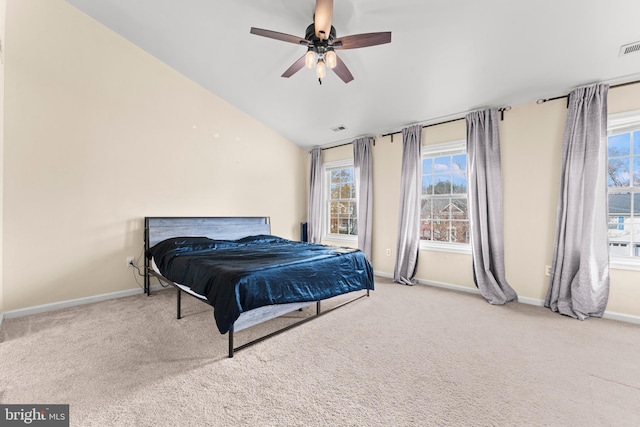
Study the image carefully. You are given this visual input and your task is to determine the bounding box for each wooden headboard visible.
[143,216,270,294]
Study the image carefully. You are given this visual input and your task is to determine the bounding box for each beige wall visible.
[320,86,640,318]
[2,0,307,311]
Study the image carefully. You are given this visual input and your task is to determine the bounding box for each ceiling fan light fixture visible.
[316,59,326,79]
[305,49,316,69]
[325,50,337,69]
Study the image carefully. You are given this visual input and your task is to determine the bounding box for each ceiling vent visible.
[619,41,640,57]
[331,125,347,132]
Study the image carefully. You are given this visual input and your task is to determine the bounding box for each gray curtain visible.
[467,109,518,304]
[308,147,323,244]
[394,125,422,285]
[354,137,373,260]
[545,84,610,320]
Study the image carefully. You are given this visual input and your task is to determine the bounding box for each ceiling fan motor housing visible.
[305,23,336,45]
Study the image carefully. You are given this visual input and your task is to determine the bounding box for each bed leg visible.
[316,301,321,315]
[228,326,234,358]
[176,288,182,320]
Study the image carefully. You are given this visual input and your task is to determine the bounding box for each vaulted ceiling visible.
[66,0,640,149]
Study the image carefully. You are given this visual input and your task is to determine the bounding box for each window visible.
[420,141,470,252]
[324,160,357,239]
[607,110,640,266]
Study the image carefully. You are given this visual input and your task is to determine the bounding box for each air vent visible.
[331,125,347,132]
[619,41,640,57]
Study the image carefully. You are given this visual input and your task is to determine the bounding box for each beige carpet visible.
[1,277,640,426]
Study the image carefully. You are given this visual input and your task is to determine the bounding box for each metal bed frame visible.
[143,216,370,358]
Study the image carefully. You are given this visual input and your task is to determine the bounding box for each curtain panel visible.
[545,84,610,320]
[394,125,422,285]
[466,109,518,304]
[308,147,323,244]
[354,137,373,260]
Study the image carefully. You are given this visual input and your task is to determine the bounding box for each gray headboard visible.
[143,216,271,295]
[144,216,271,248]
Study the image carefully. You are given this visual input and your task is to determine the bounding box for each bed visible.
[143,216,374,357]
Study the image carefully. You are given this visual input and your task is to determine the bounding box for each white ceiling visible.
[66,0,640,150]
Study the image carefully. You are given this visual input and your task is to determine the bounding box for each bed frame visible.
[143,216,369,357]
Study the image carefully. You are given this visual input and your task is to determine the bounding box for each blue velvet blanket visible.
[147,235,374,334]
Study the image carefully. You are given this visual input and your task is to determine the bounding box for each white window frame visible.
[322,159,357,242]
[419,140,471,254]
[607,110,640,271]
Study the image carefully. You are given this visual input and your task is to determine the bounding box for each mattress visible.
[146,235,374,333]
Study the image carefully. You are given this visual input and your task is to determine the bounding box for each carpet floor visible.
[1,277,639,426]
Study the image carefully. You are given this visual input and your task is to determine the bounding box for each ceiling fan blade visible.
[314,0,333,40]
[250,27,308,45]
[334,32,392,50]
[282,55,307,78]
[332,55,354,83]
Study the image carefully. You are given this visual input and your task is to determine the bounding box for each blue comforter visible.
[147,235,374,333]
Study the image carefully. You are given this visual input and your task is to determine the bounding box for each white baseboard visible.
[603,310,640,324]
[3,274,640,326]
[374,271,640,325]
[3,284,166,320]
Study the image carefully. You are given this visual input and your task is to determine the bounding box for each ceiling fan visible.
[250,0,391,84]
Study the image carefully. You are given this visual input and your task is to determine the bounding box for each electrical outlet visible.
[545,265,551,277]
[385,248,391,256]
[126,256,135,267]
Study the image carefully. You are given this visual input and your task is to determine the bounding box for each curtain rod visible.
[536,78,640,105]
[319,78,640,152]
[380,106,511,142]
[320,106,512,150]
[320,141,355,151]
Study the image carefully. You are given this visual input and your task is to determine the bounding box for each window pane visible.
[608,133,630,157]
[422,175,433,195]
[609,193,631,214]
[421,145,470,246]
[433,175,451,194]
[421,199,432,219]
[450,221,470,244]
[452,154,466,172]
[326,165,356,237]
[634,131,640,155]
[421,220,433,240]
[330,217,338,234]
[432,221,450,242]
[422,158,433,174]
[451,198,468,220]
[434,156,451,173]
[330,183,340,199]
[608,158,630,187]
[635,193,640,215]
[634,156,640,187]
[432,199,450,219]
[452,172,467,194]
